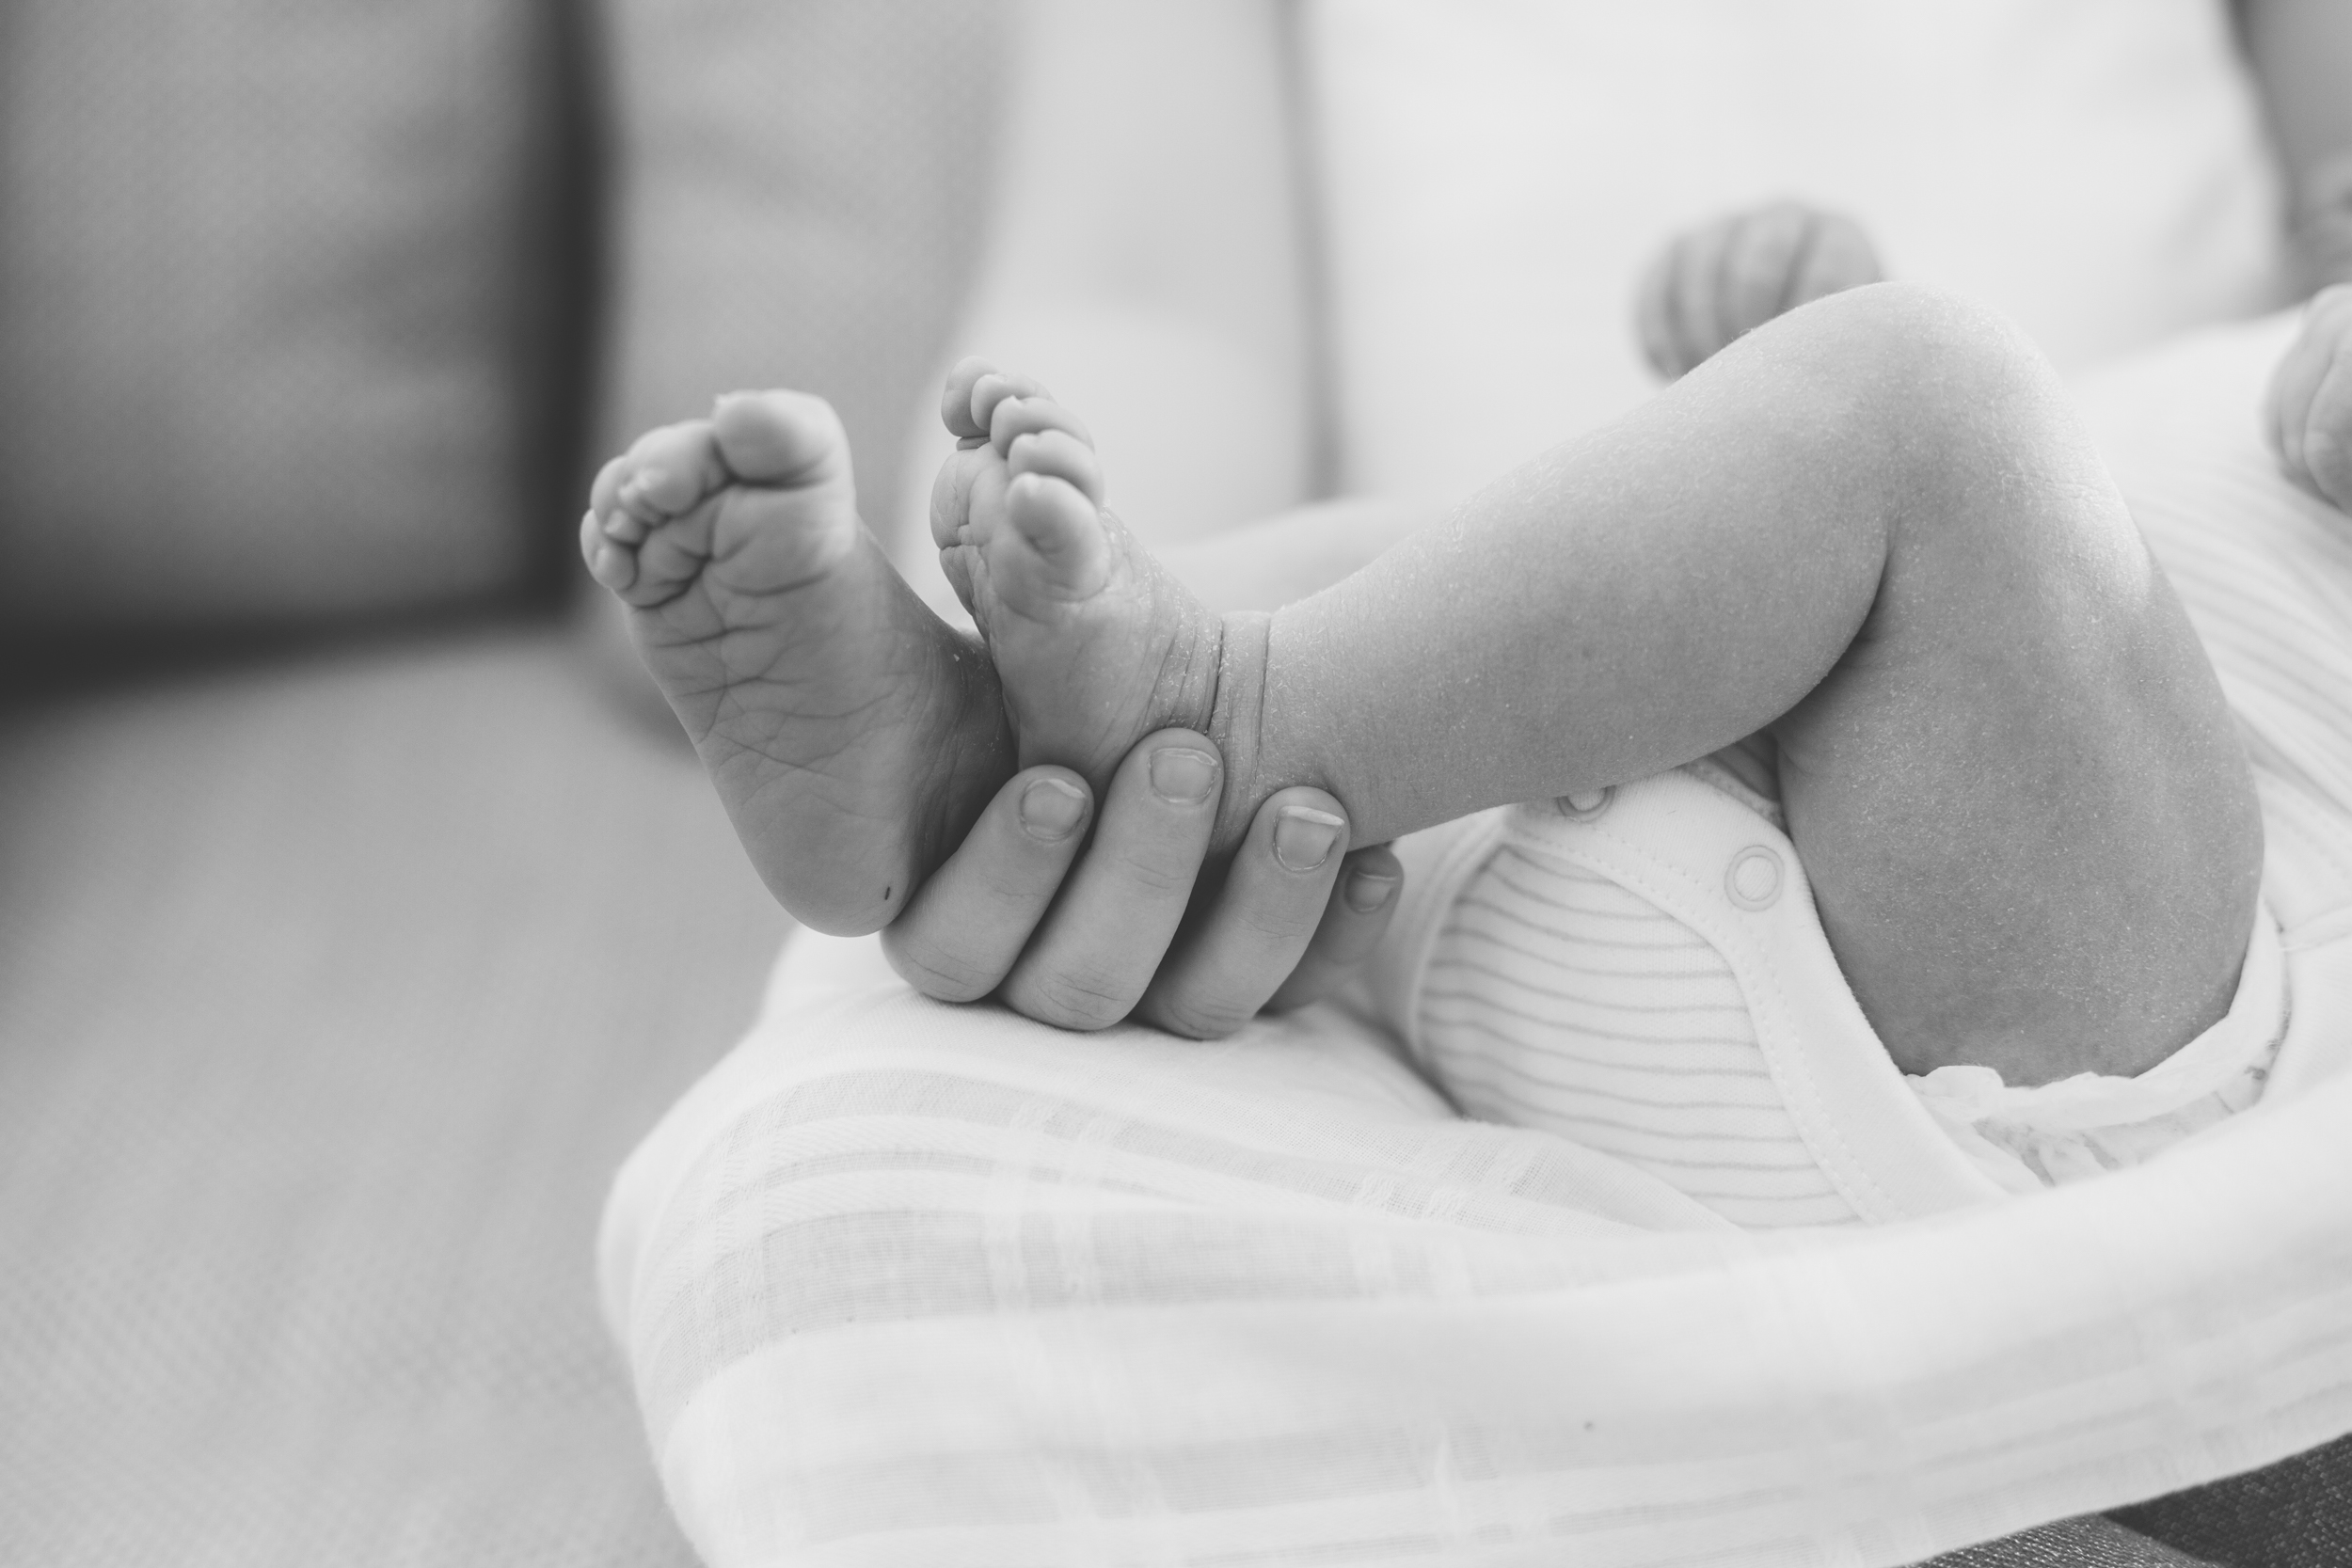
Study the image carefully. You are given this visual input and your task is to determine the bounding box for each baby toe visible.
[990,394,1095,457]
[942,357,1002,438]
[1009,428,1105,506]
[999,471,1111,606]
[600,506,652,546]
[620,420,726,519]
[711,388,849,487]
[590,453,631,523]
[580,510,638,591]
[969,370,1051,436]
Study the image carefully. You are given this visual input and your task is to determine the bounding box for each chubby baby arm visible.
[2268,284,2352,512]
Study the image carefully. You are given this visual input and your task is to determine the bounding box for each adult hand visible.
[2269,283,2352,515]
[879,728,1403,1037]
[1636,200,1883,380]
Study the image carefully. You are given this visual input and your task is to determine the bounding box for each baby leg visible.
[1241,283,2260,1085]
[916,291,2258,1084]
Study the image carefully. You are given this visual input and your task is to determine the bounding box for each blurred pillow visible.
[594,0,999,547]
[1307,0,2293,500]
[0,0,578,645]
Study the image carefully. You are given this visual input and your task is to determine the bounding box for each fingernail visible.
[1149,747,1219,805]
[1344,866,1401,913]
[1018,776,1088,840]
[1273,806,1345,872]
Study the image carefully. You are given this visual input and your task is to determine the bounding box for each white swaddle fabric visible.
[601,315,2352,1565]
[1306,0,2289,502]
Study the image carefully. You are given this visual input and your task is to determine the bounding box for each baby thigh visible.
[1770,316,2262,1086]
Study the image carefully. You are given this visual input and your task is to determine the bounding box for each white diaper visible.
[1372,753,2293,1226]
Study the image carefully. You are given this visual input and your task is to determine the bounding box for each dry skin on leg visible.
[1234,285,2262,1082]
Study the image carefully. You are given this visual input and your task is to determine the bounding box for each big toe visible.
[711,389,851,488]
[1008,427,1105,507]
[993,472,1112,613]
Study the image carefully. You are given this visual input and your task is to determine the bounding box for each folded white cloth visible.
[601,920,2352,1567]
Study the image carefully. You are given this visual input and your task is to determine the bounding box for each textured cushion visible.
[0,631,787,1564]
[595,0,1000,545]
[0,0,583,642]
[2110,1433,2352,1565]
[1924,1517,2216,1566]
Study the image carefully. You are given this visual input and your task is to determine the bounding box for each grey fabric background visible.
[0,3,993,1561]
[0,0,581,642]
[0,631,785,1565]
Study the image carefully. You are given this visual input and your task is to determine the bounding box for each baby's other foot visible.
[2269,283,2352,513]
[582,390,1012,934]
[927,360,1231,796]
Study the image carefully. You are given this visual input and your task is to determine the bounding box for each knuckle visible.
[1018,969,1137,1032]
[1149,990,1251,1040]
[883,939,996,1006]
[1106,848,1199,899]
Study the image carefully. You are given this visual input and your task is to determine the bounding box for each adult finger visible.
[879,766,1093,1003]
[1262,844,1406,1015]
[996,730,1222,1030]
[1133,785,1354,1038]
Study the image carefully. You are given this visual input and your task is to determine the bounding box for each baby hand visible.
[1635,201,1883,380]
[2266,284,2352,513]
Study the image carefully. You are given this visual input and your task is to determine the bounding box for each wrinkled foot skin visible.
[581,389,1012,935]
[928,359,1231,793]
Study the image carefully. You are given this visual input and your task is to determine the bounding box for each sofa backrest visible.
[0,0,1000,670]
[0,0,596,657]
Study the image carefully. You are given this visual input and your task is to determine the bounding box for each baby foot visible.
[927,360,1233,798]
[582,390,1014,935]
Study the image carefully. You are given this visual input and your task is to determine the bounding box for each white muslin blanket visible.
[599,927,2352,1567]
[600,317,2352,1566]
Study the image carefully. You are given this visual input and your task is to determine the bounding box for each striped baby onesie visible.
[1378,759,2289,1227]
[1415,766,1865,1228]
